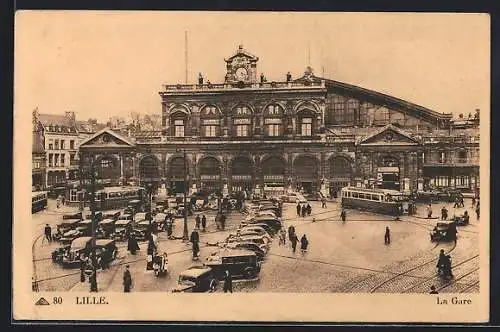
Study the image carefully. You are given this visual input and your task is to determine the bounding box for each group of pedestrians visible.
[195,214,208,232]
[296,203,312,218]
[287,225,309,254]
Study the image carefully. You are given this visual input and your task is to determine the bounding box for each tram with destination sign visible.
[32,191,48,213]
[340,187,408,216]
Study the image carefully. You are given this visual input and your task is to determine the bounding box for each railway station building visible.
[78,45,480,199]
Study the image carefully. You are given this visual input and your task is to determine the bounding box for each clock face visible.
[235,67,248,81]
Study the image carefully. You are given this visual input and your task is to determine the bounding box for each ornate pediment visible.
[358,125,419,146]
[79,128,136,149]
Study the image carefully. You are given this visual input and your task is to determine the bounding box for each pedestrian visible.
[300,234,309,254]
[123,265,132,292]
[453,197,459,209]
[306,203,312,216]
[80,260,86,283]
[61,196,66,206]
[100,248,110,270]
[56,198,60,209]
[190,229,200,260]
[223,270,233,293]
[201,215,207,232]
[287,225,295,243]
[384,226,391,245]
[429,285,439,294]
[128,234,140,255]
[291,233,299,253]
[460,196,464,208]
[280,229,286,246]
[476,202,480,220]
[195,214,201,229]
[89,268,98,292]
[441,206,448,220]
[220,213,226,230]
[301,205,306,218]
[321,197,327,208]
[472,197,476,208]
[43,224,52,244]
[427,204,433,219]
[296,203,301,217]
[166,220,173,239]
[340,208,346,223]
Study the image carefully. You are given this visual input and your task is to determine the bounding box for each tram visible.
[340,187,406,216]
[32,191,48,213]
[93,186,147,211]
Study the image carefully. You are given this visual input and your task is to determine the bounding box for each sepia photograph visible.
[14,11,489,322]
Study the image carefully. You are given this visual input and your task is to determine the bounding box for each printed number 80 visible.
[53,297,63,304]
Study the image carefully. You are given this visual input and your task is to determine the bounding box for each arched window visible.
[170,110,187,137]
[200,105,221,137]
[264,104,284,137]
[232,105,252,137]
[297,109,315,136]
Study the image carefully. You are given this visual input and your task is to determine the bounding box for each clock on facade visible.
[235,67,248,81]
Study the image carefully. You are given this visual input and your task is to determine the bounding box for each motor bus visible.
[93,186,147,211]
[340,187,408,216]
[32,191,48,213]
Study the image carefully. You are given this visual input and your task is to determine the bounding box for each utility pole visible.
[182,150,189,241]
[185,30,188,84]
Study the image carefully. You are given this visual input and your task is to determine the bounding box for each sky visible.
[15,11,489,122]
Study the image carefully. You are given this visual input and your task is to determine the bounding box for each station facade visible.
[78,45,480,198]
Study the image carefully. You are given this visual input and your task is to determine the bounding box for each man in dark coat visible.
[220,214,226,230]
[128,234,140,255]
[306,203,312,216]
[43,224,52,244]
[291,233,299,253]
[123,265,132,292]
[296,203,301,217]
[201,215,207,232]
[301,205,306,218]
[89,268,98,292]
[190,229,200,259]
[223,270,233,293]
[101,248,110,270]
[195,215,201,229]
[300,234,309,254]
[340,208,347,223]
[384,227,391,245]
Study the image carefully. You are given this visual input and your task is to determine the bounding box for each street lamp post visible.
[176,148,189,241]
[76,152,98,292]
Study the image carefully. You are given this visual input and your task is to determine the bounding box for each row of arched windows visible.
[168,104,320,138]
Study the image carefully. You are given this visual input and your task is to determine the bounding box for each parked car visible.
[171,266,218,293]
[62,212,83,220]
[225,242,266,261]
[280,192,307,203]
[132,220,152,241]
[113,220,132,241]
[205,249,262,280]
[59,236,93,267]
[52,219,81,242]
[430,220,458,242]
[226,234,270,250]
[103,210,121,221]
[249,223,277,236]
[242,216,282,231]
[75,220,93,236]
[94,239,118,266]
[134,212,152,222]
[97,219,115,238]
[239,225,273,238]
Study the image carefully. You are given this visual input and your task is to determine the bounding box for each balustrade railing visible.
[162,80,325,92]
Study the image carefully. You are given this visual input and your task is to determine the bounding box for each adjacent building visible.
[32,109,46,190]
[76,45,480,199]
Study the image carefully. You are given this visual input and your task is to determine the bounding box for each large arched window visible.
[264,104,284,137]
[232,105,252,137]
[200,105,221,137]
[297,109,315,136]
[170,110,188,137]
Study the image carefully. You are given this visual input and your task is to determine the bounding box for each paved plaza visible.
[32,198,479,293]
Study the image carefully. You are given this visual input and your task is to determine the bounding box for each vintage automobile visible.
[113,220,132,241]
[154,213,168,230]
[132,220,152,241]
[242,216,282,231]
[249,222,277,236]
[416,189,463,203]
[94,239,118,266]
[124,199,144,215]
[453,213,471,226]
[134,212,152,222]
[59,236,93,267]
[103,210,121,221]
[205,249,262,280]
[430,220,458,242]
[171,266,218,293]
[280,192,307,204]
[52,219,81,242]
[62,212,83,220]
[97,219,115,238]
[118,213,134,222]
[238,229,272,241]
[225,242,266,261]
[75,220,93,236]
[226,234,270,251]
[239,225,273,237]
